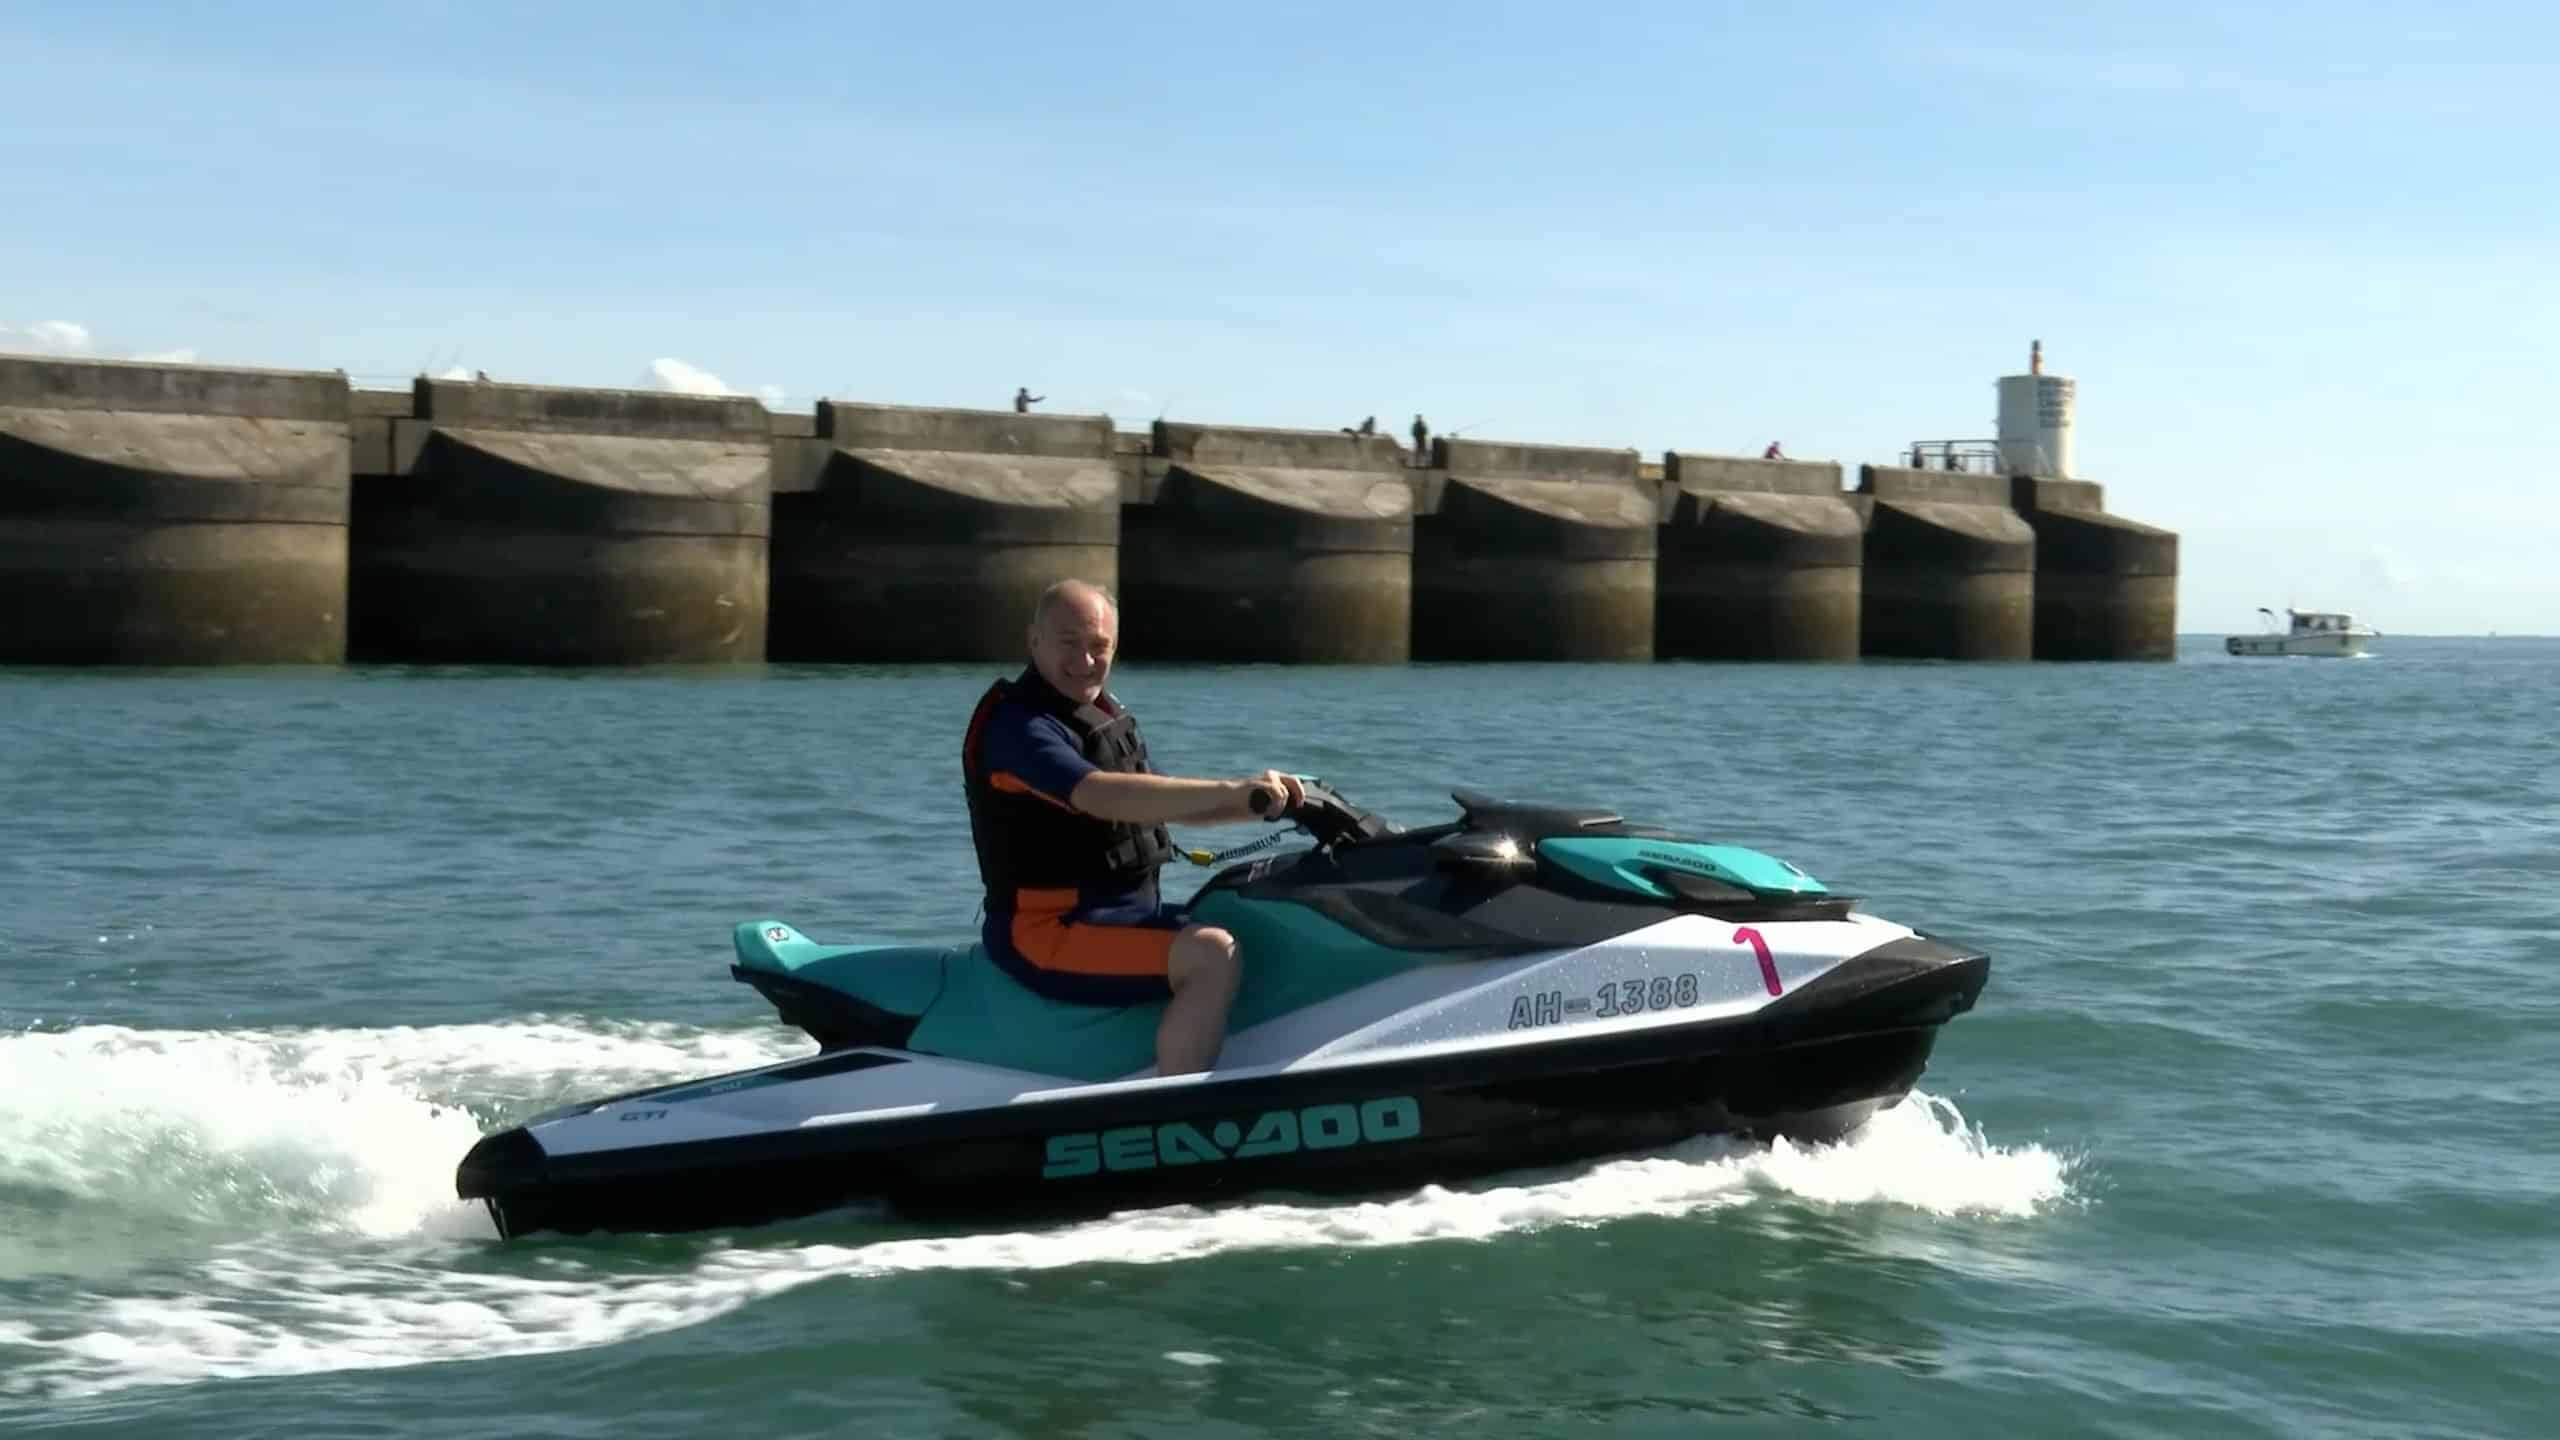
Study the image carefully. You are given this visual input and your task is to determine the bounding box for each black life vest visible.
[961,668,1176,903]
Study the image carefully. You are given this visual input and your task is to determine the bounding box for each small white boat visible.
[2225,607,2379,658]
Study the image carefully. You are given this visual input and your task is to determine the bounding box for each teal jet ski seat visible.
[732,886,1461,1083]
[733,922,1165,1081]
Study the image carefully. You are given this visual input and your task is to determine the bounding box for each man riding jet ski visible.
[453,581,1990,1239]
[960,579,1311,1077]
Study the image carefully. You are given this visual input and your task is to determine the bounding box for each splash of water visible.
[0,1020,811,1244]
[0,1012,2072,1405]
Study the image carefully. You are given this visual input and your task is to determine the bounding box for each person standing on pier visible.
[1411,414,1431,464]
[1014,386,1044,413]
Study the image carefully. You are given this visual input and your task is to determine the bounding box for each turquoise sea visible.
[3,638,2553,1437]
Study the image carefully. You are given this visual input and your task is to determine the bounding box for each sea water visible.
[3,639,2551,1437]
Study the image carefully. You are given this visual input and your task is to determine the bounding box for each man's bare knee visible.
[1157,926,1241,1075]
[1168,925,1239,991]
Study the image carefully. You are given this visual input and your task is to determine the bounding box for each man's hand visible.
[1244,770,1306,819]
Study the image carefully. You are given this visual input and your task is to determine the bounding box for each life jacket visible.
[961,668,1176,905]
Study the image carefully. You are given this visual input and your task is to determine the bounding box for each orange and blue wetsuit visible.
[961,668,1182,1004]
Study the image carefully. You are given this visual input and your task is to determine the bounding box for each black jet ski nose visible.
[456,1127,546,1200]
[1761,934,1990,1031]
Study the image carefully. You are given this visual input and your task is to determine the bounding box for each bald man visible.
[959,580,1304,1075]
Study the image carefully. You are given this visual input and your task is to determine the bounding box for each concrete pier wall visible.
[2010,476,2179,660]
[0,357,351,663]
[769,403,1120,661]
[1412,437,1655,661]
[6,355,2194,668]
[1122,421,1412,663]
[1856,466,2036,660]
[350,379,770,663]
[1656,454,1863,660]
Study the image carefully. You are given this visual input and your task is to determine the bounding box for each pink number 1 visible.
[1732,927,1782,996]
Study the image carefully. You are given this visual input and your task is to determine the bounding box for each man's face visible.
[1031,593,1116,704]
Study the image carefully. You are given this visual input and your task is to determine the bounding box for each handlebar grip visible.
[1248,785,1275,816]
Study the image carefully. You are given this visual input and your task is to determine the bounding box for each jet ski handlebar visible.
[1251,775,1394,850]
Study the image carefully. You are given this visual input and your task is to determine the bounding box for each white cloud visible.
[7,320,97,355]
[29,320,94,352]
[644,357,737,396]
[640,359,784,408]
[5,320,204,365]
[434,365,475,381]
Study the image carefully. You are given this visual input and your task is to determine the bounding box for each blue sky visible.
[4,2,2553,634]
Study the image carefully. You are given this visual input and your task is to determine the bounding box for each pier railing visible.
[1903,439,2001,474]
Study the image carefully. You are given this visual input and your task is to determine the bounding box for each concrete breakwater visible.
[349,380,769,664]
[0,356,2180,666]
[0,357,351,663]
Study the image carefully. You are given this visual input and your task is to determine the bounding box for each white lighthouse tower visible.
[1996,339,2076,477]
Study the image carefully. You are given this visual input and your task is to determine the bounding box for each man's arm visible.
[1069,770,1275,826]
[983,705,1295,825]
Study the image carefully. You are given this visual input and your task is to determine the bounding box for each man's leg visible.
[1005,899,1240,1075]
[1160,925,1241,1075]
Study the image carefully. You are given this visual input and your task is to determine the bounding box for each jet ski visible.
[456,782,1989,1239]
